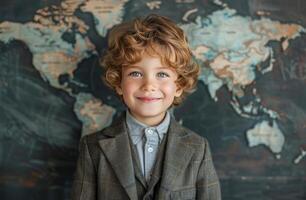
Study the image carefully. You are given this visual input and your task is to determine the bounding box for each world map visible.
[0,0,305,199]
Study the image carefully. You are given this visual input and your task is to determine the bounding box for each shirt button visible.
[148,147,154,152]
[147,129,153,134]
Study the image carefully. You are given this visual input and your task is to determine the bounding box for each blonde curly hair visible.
[101,14,200,106]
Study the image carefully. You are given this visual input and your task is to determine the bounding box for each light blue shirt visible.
[125,110,170,182]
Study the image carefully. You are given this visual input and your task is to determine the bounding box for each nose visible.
[141,76,157,92]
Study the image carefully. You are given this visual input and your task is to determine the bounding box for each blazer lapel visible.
[161,117,195,187]
[98,115,138,200]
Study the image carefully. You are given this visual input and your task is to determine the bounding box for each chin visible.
[135,110,164,117]
[137,111,161,117]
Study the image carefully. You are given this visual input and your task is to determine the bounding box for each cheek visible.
[121,79,138,95]
[161,82,177,96]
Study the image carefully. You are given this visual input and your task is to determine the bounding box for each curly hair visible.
[101,14,200,106]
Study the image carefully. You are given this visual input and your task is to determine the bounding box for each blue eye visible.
[157,72,170,78]
[128,71,142,77]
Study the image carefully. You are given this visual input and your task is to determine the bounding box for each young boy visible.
[72,14,221,200]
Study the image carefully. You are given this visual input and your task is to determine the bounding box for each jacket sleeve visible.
[196,138,221,200]
[71,136,97,200]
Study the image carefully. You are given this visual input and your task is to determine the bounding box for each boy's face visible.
[116,54,183,126]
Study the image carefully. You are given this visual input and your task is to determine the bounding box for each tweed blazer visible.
[71,113,221,200]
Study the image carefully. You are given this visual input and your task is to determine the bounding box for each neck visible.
[128,111,166,127]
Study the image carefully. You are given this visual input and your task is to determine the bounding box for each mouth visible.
[137,97,161,103]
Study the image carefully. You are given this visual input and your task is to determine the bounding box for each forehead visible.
[130,54,162,66]
[123,55,176,73]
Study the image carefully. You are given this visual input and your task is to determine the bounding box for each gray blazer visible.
[71,113,221,200]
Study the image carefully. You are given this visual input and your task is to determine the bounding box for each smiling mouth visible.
[137,97,161,102]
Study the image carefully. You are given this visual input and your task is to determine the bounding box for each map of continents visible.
[0,0,306,199]
[181,5,305,160]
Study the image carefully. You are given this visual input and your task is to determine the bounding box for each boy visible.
[72,14,221,200]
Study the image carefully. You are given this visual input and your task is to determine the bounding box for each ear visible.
[115,86,123,95]
[174,87,183,97]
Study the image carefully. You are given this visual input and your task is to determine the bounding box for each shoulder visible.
[171,118,210,152]
[81,114,126,144]
[183,125,206,142]
[174,119,208,143]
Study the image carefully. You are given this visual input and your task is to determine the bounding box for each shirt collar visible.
[125,109,171,143]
